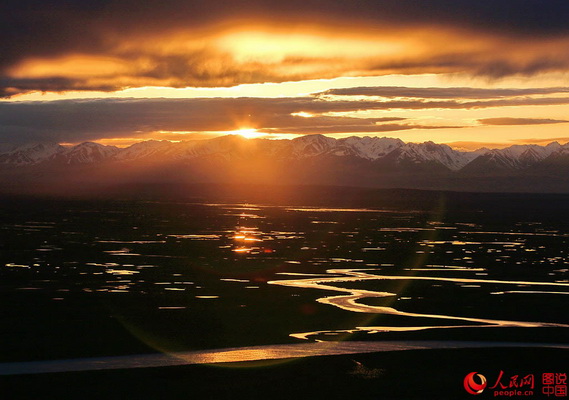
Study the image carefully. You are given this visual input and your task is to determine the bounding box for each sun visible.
[230,128,266,139]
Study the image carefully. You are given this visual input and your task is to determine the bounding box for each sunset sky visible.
[2,0,569,150]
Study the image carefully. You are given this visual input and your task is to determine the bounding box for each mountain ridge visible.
[1,134,567,172]
[1,135,568,194]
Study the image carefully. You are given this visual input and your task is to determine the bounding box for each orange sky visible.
[2,1,569,150]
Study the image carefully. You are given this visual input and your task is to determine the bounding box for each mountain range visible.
[1,135,568,194]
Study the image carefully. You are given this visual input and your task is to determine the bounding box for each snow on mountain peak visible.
[1,135,567,172]
[0,142,65,165]
[339,136,404,159]
[115,140,174,161]
[289,134,337,157]
[52,142,120,164]
[395,141,472,170]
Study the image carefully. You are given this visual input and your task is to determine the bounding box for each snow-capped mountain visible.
[286,134,338,158]
[0,142,65,165]
[338,136,404,159]
[115,135,267,162]
[0,135,567,173]
[50,142,121,164]
[381,141,475,171]
[462,142,565,172]
[1,135,568,194]
[114,140,174,161]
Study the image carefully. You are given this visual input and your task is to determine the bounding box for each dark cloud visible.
[14,94,569,144]
[0,98,411,143]
[2,95,569,144]
[360,51,569,80]
[265,124,462,135]
[4,1,569,49]
[2,1,569,95]
[0,78,118,98]
[478,118,569,126]
[265,116,407,130]
[320,86,569,99]
[471,59,569,79]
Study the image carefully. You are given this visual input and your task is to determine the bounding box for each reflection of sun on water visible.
[232,226,264,253]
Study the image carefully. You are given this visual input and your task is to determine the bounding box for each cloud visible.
[264,124,462,135]
[0,77,119,98]
[510,137,569,146]
[4,95,569,144]
[478,118,569,125]
[2,1,569,95]
[5,87,569,146]
[320,86,569,99]
[0,97,443,144]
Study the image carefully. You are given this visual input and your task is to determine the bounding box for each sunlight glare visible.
[231,128,266,139]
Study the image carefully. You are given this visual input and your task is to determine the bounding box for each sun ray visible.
[230,128,267,139]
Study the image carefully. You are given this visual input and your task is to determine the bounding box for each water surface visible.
[1,197,567,363]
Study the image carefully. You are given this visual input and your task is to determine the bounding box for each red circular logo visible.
[464,372,487,395]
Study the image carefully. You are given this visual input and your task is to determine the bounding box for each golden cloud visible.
[4,20,569,96]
